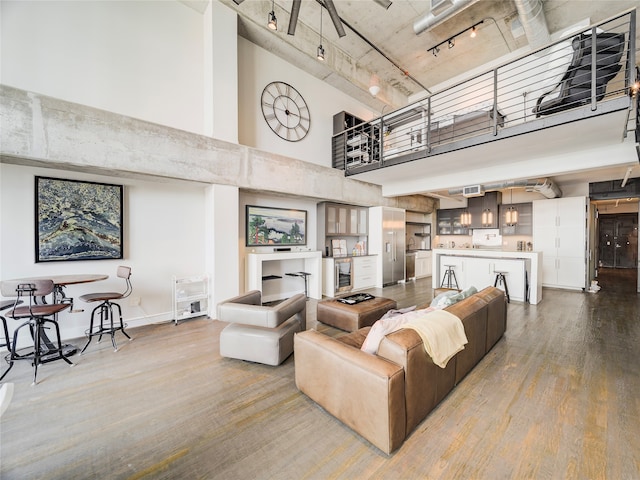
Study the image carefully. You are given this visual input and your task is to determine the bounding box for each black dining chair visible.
[79,266,133,353]
[0,280,73,385]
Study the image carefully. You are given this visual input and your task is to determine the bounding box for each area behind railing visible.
[332,9,636,176]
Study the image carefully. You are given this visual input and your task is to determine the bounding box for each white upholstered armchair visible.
[217,291,307,366]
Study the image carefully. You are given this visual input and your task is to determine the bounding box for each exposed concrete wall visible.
[0,85,436,213]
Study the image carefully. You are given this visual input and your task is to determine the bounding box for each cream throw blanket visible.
[400,309,468,368]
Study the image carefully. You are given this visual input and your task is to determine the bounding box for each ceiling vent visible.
[463,185,484,197]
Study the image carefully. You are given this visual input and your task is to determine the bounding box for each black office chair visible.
[79,266,133,353]
[533,32,625,117]
[0,280,73,385]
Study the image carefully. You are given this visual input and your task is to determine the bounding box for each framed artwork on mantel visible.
[35,176,124,262]
[246,205,307,247]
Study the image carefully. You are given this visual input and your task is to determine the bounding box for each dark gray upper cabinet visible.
[467,191,502,229]
[500,202,533,235]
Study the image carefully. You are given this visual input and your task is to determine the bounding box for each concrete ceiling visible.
[219,0,639,111]
[210,0,640,197]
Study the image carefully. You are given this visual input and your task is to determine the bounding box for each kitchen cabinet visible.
[500,202,533,235]
[438,255,528,302]
[436,208,469,235]
[533,196,586,290]
[326,203,348,235]
[467,191,502,229]
[415,250,432,278]
[319,202,368,237]
[349,207,369,235]
[352,256,377,290]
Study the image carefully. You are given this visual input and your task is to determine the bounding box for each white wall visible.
[1,0,205,135]
[1,0,376,168]
[0,164,208,343]
[237,36,378,168]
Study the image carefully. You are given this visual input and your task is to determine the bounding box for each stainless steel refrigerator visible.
[382,207,405,286]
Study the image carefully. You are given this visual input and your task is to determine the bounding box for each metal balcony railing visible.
[332,9,636,176]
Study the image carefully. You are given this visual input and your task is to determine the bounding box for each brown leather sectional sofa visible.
[294,286,507,454]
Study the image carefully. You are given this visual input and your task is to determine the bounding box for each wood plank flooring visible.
[1,274,639,479]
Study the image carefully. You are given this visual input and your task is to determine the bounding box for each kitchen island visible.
[432,248,542,304]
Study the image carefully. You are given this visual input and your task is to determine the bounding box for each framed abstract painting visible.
[35,176,124,262]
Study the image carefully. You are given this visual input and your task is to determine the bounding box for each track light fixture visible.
[268,0,277,31]
[427,20,483,57]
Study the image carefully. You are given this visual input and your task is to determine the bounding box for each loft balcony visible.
[332,10,637,190]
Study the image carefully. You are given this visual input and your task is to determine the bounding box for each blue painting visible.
[35,177,123,262]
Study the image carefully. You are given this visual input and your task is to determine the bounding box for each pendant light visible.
[481,208,493,227]
[460,209,471,227]
[317,5,325,61]
[268,0,277,31]
[505,189,519,226]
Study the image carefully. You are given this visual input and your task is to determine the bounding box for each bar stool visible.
[0,300,15,354]
[79,266,133,353]
[0,280,74,385]
[440,265,459,289]
[494,271,510,303]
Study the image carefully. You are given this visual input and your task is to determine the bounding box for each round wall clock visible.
[261,81,310,142]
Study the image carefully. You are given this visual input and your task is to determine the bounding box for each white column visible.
[206,184,240,314]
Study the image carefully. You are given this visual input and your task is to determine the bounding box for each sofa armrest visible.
[294,330,406,455]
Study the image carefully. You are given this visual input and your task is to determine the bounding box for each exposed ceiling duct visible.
[413,0,477,35]
[413,0,551,51]
[449,178,562,199]
[372,0,392,9]
[513,0,550,48]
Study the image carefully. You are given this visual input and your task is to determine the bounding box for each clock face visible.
[261,81,310,142]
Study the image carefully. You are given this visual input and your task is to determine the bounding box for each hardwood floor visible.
[1,275,639,479]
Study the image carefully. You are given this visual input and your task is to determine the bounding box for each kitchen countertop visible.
[432,248,540,259]
[324,254,377,259]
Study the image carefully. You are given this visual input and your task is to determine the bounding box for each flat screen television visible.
[246,205,307,247]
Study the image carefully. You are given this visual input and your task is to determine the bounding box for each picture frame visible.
[246,205,307,247]
[35,176,124,262]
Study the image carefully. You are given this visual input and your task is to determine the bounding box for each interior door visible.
[599,213,638,268]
